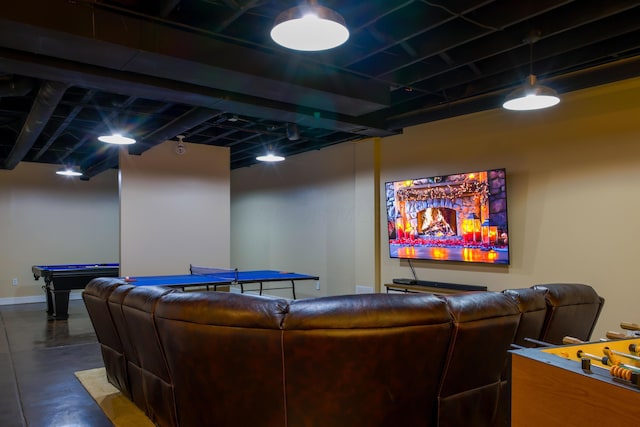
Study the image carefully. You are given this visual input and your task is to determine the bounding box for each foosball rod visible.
[577,350,610,366]
[603,347,640,363]
[577,350,640,374]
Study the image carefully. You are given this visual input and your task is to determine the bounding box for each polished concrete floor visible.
[0,299,113,427]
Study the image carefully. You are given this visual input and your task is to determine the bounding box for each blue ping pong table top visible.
[122,270,318,287]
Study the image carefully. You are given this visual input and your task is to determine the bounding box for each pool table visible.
[32,263,119,320]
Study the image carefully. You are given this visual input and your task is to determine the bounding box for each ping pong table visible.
[123,266,319,300]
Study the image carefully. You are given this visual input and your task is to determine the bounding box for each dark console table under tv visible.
[385,279,487,295]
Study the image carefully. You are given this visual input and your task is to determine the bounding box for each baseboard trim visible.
[0,291,82,306]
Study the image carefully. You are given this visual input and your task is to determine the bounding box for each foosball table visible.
[511,324,640,426]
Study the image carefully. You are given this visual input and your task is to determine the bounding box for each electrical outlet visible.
[12,278,18,286]
[356,285,374,294]
[315,281,320,290]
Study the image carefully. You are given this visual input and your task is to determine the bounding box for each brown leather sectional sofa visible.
[82,278,604,427]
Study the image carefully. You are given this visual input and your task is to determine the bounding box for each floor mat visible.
[74,367,154,427]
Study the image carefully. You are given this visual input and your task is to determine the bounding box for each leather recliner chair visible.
[153,290,289,427]
[120,285,178,427]
[437,291,521,427]
[532,283,605,345]
[282,293,453,427]
[495,287,549,427]
[82,278,130,396]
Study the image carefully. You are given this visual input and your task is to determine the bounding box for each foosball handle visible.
[563,336,584,345]
[620,322,640,331]
[606,330,628,340]
[603,347,619,365]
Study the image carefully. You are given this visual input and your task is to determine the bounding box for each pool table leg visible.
[44,281,54,316]
[46,286,70,320]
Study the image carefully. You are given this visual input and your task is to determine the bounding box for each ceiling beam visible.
[0,47,397,139]
[0,0,390,116]
[1,80,69,170]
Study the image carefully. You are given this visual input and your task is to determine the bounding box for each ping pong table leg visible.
[291,280,296,300]
[259,282,263,295]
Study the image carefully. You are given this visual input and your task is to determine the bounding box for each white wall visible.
[231,76,640,339]
[0,163,118,302]
[380,77,640,339]
[231,141,376,297]
[119,140,230,276]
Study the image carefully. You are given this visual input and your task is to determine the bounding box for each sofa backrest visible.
[502,287,548,347]
[153,291,288,427]
[494,287,549,427]
[121,286,178,427]
[106,283,136,398]
[532,283,605,344]
[437,291,520,427]
[282,293,453,427]
[82,278,129,395]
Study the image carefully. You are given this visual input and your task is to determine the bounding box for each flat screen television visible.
[385,168,509,264]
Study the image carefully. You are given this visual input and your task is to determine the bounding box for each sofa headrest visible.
[84,277,127,298]
[123,285,176,313]
[155,291,288,329]
[284,293,451,329]
[107,283,136,305]
[442,291,520,322]
[532,283,603,306]
[503,287,547,312]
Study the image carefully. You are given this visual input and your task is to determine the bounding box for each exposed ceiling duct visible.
[131,107,223,156]
[1,80,69,170]
[80,107,223,179]
[0,0,638,175]
[0,75,34,97]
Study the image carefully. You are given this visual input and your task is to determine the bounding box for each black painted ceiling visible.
[1,0,639,179]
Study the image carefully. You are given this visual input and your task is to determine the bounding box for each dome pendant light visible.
[270,1,349,51]
[503,32,560,111]
[98,133,136,145]
[503,74,560,111]
[256,153,285,162]
[56,166,83,177]
[257,144,285,162]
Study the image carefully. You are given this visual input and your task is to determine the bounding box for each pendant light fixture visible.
[98,133,136,145]
[256,145,285,162]
[270,0,349,51]
[503,32,560,111]
[256,153,285,162]
[56,166,83,177]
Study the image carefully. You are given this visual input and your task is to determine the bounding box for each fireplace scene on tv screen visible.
[386,169,509,264]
